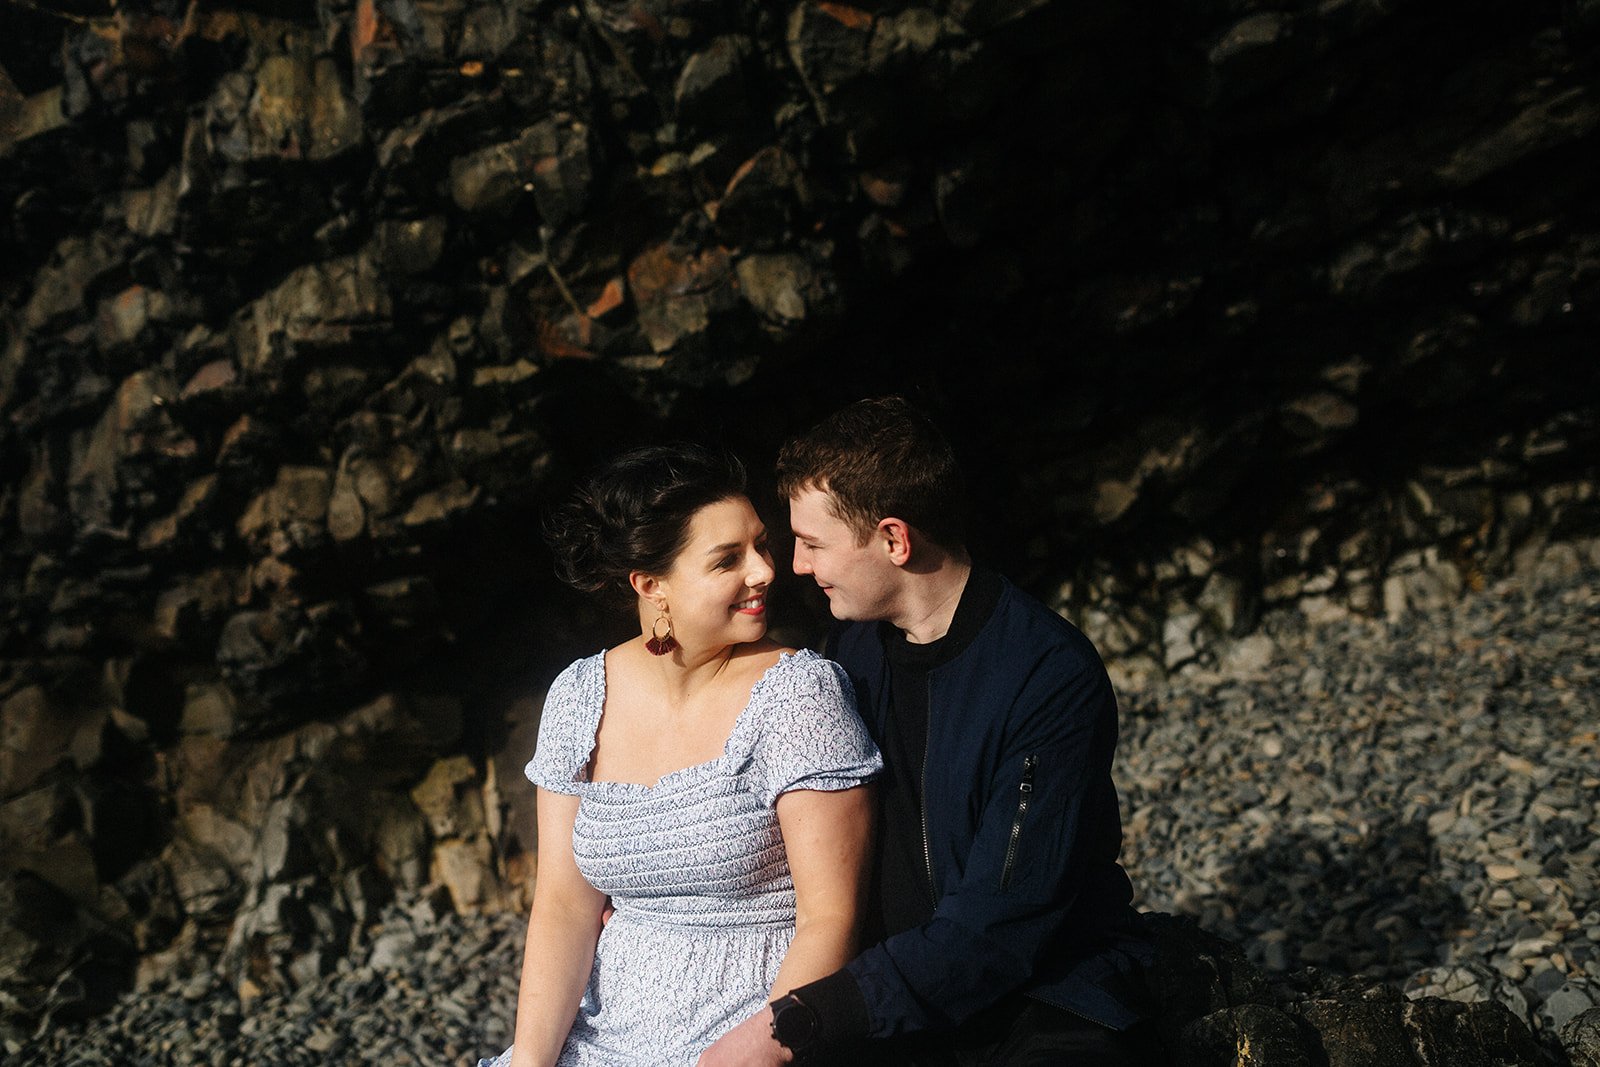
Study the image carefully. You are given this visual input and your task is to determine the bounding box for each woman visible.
[481,444,880,1067]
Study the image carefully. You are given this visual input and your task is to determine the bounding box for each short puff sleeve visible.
[523,654,603,795]
[747,652,882,807]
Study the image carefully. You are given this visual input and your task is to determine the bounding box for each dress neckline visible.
[579,648,813,791]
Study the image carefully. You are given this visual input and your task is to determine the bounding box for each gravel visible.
[9,901,525,1067]
[1120,545,1600,1042]
[14,548,1598,1064]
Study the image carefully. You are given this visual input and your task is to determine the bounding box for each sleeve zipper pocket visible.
[999,754,1037,890]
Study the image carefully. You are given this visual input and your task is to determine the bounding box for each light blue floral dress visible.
[480,649,881,1067]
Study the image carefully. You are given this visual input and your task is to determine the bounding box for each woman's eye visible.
[717,554,739,569]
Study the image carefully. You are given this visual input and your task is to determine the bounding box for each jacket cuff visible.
[791,971,871,1046]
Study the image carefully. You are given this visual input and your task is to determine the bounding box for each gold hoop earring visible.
[645,611,677,656]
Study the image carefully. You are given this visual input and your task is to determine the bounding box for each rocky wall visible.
[2,0,1598,1048]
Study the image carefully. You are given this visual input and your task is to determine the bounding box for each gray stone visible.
[240,255,392,378]
[217,51,363,165]
[375,801,430,891]
[123,170,180,238]
[257,801,313,883]
[1221,633,1275,676]
[163,836,236,920]
[1406,962,1533,1026]
[1163,611,1202,670]
[235,465,332,557]
[373,217,447,276]
[675,36,751,134]
[627,243,737,355]
[736,254,814,324]
[449,120,593,225]
[1435,85,1600,187]
[1197,572,1248,636]
[785,2,872,114]
[409,757,483,840]
[215,601,367,714]
[1562,1006,1600,1067]
[1282,391,1360,436]
[2,686,77,797]
[1383,561,1464,622]
[1546,986,1599,1031]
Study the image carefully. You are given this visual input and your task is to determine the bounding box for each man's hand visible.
[697,1006,793,1067]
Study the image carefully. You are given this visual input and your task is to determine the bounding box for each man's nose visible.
[792,544,810,574]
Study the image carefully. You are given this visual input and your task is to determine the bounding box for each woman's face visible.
[655,496,775,649]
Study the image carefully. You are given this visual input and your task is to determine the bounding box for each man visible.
[701,397,1158,1065]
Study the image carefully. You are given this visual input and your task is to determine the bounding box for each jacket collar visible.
[879,566,1005,671]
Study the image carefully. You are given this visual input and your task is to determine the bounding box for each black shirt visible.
[800,567,1007,1042]
[871,567,1005,938]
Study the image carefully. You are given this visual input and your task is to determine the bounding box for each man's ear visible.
[877,517,913,566]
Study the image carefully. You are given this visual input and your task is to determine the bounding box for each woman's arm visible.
[767,783,875,996]
[696,785,874,1067]
[507,788,607,1067]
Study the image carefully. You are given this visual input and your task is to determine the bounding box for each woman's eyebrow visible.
[704,529,767,554]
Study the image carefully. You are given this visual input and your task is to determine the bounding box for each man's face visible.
[788,485,899,622]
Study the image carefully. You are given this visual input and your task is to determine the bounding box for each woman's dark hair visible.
[546,443,749,597]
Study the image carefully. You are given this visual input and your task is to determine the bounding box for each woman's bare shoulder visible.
[733,638,794,672]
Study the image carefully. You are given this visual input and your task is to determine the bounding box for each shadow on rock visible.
[1219,816,1468,983]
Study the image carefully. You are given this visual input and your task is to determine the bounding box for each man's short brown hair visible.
[776,396,968,548]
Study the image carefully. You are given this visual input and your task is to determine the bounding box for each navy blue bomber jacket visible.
[808,573,1152,1040]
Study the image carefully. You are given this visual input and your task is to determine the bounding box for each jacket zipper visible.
[999,754,1037,890]
[920,678,935,901]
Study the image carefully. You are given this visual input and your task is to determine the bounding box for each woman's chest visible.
[570,777,785,896]
[588,692,748,786]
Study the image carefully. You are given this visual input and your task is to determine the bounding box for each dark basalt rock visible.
[1146,916,1550,1067]
[1177,1002,1316,1067]
[2,0,1598,1046]
[1403,997,1548,1067]
[1565,1007,1600,1067]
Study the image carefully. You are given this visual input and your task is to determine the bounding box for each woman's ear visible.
[629,570,664,606]
[877,517,913,566]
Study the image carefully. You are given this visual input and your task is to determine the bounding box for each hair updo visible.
[546,443,749,598]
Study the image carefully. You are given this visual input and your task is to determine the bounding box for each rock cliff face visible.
[1,0,1597,1045]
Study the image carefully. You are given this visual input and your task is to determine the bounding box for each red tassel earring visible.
[646,612,677,656]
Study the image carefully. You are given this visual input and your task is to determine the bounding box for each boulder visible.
[239,255,393,378]
[215,601,368,717]
[1401,997,1546,1067]
[1563,1006,1600,1067]
[1177,1002,1314,1066]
